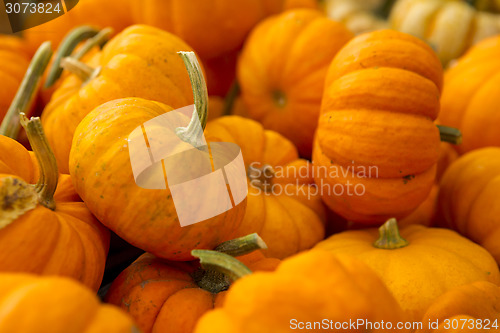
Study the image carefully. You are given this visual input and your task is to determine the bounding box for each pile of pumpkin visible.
[1,0,500,332]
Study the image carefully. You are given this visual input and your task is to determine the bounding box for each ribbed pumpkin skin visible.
[204,116,326,259]
[0,35,31,121]
[69,98,246,261]
[0,273,138,333]
[313,29,443,224]
[42,25,196,174]
[437,147,500,265]
[106,251,280,333]
[23,0,132,55]
[314,224,500,322]
[417,281,500,333]
[0,136,109,292]
[237,9,353,158]
[440,36,500,153]
[194,250,410,333]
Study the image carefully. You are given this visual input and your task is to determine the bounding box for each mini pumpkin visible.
[0,273,138,332]
[313,29,443,224]
[436,147,500,265]
[314,218,500,321]
[237,9,353,157]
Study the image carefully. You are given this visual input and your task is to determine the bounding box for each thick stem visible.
[60,57,101,82]
[73,28,113,60]
[215,233,268,257]
[44,26,104,88]
[222,81,240,116]
[191,250,252,282]
[0,42,52,139]
[373,218,409,249]
[437,125,463,145]
[20,114,58,210]
[175,51,209,147]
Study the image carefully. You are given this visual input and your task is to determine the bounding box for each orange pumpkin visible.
[194,250,410,333]
[0,273,138,332]
[42,25,197,173]
[417,281,500,333]
[237,9,353,157]
[440,35,500,153]
[204,116,326,259]
[436,147,500,265]
[0,117,109,292]
[314,218,500,321]
[313,29,443,224]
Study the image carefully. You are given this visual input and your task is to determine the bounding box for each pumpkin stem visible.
[20,114,58,210]
[248,164,275,193]
[0,42,52,139]
[373,218,409,249]
[192,250,252,282]
[437,125,462,145]
[175,51,209,148]
[45,26,111,88]
[60,57,102,83]
[215,233,268,257]
[222,81,240,116]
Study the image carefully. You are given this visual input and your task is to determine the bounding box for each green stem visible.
[175,51,209,147]
[437,125,462,145]
[44,26,103,88]
[20,114,58,210]
[191,250,252,282]
[222,81,240,116]
[215,233,268,257]
[60,57,101,83]
[72,27,113,60]
[0,42,52,139]
[373,218,409,249]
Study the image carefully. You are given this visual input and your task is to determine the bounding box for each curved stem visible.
[437,125,462,145]
[60,57,101,82]
[0,42,52,139]
[215,233,268,257]
[175,51,209,147]
[191,250,252,282]
[222,81,240,116]
[20,114,58,210]
[373,218,409,249]
[72,27,113,60]
[44,26,102,88]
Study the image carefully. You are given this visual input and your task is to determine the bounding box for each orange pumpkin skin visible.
[204,116,326,259]
[440,35,500,154]
[42,25,197,174]
[0,35,31,122]
[437,147,500,265]
[23,0,133,55]
[106,251,280,333]
[194,250,410,333]
[314,223,500,322]
[417,281,500,333]
[0,136,109,291]
[237,9,353,158]
[0,273,138,332]
[69,98,246,260]
[313,29,443,224]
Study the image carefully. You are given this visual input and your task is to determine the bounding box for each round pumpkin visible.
[314,218,500,321]
[237,9,353,158]
[194,250,410,333]
[439,35,500,153]
[42,24,197,173]
[313,29,443,224]
[436,147,500,265]
[204,116,326,259]
[0,273,138,332]
[0,117,109,292]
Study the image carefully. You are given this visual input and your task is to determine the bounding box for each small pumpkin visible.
[313,29,443,224]
[417,281,500,333]
[106,234,280,333]
[436,147,500,265]
[237,9,354,157]
[314,218,500,321]
[193,249,410,333]
[324,0,389,34]
[42,24,197,173]
[204,115,326,259]
[0,273,138,332]
[0,116,109,292]
[439,35,500,153]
